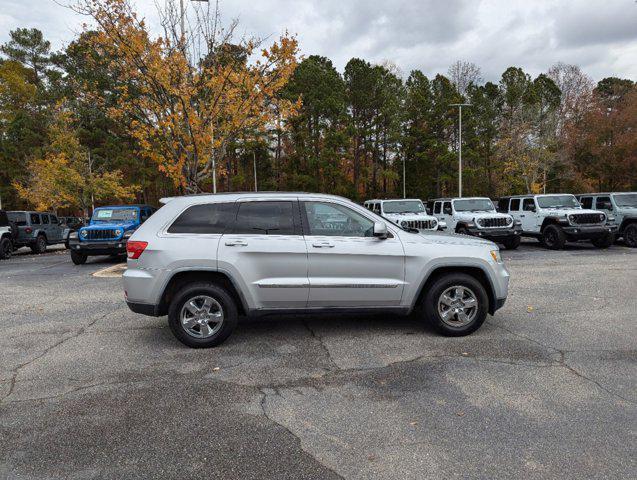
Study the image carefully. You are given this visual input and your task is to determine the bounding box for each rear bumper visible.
[69,238,127,256]
[126,301,160,317]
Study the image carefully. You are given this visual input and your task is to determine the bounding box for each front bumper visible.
[561,224,617,239]
[466,226,522,240]
[68,237,128,256]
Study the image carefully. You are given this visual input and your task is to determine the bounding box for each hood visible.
[81,220,137,232]
[415,230,496,248]
[454,211,511,221]
[384,212,437,222]
[542,208,604,217]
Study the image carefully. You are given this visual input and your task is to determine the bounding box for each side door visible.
[218,199,308,309]
[302,200,405,307]
[41,214,51,242]
[49,214,62,242]
[520,198,539,232]
[440,201,454,229]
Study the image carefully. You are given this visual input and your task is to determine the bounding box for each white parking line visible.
[92,263,127,278]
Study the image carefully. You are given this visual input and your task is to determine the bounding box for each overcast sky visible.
[1,0,636,82]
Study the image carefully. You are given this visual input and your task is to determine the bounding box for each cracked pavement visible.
[1,241,636,479]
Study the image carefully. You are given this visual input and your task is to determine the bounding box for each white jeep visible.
[498,194,617,250]
[576,192,637,248]
[364,199,443,233]
[427,197,522,250]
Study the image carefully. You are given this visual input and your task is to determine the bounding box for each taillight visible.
[25,227,32,234]
[126,241,148,259]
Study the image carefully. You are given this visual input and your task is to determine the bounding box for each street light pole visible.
[253,151,258,192]
[449,103,471,198]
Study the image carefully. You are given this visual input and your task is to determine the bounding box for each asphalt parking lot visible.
[1,241,636,479]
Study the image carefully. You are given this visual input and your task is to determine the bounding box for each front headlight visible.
[401,221,408,227]
[477,219,485,227]
[490,249,502,263]
[598,213,605,222]
[568,214,576,223]
[80,230,88,238]
[114,228,123,236]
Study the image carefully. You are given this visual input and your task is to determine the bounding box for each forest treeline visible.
[0,0,635,213]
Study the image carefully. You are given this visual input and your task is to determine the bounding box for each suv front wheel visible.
[624,223,637,248]
[541,225,566,250]
[422,273,488,336]
[31,235,47,254]
[168,282,238,348]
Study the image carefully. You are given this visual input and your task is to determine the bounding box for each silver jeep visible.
[123,193,509,348]
[576,192,637,248]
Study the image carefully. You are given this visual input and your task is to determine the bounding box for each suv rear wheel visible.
[624,223,637,248]
[541,225,566,250]
[31,235,47,254]
[168,282,238,348]
[422,273,488,336]
[0,237,12,260]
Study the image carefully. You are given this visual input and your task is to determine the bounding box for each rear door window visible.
[434,202,441,214]
[42,214,50,224]
[233,201,296,235]
[168,202,236,234]
[30,214,41,224]
[522,198,536,211]
[510,199,520,211]
[595,196,611,210]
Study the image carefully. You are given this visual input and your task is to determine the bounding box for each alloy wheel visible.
[437,285,478,327]
[179,295,224,338]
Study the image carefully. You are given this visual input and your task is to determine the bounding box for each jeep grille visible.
[401,219,437,230]
[479,217,510,228]
[86,229,119,240]
[570,213,604,225]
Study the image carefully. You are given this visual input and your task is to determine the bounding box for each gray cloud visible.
[1,0,635,82]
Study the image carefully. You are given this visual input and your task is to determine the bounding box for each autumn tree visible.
[73,0,299,193]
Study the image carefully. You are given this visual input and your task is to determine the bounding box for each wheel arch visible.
[413,265,497,315]
[540,217,563,232]
[619,217,637,232]
[158,270,248,317]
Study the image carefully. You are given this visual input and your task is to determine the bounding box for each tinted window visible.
[41,214,49,224]
[8,212,27,226]
[373,203,381,214]
[498,199,509,212]
[443,202,452,214]
[434,202,441,214]
[580,197,593,209]
[234,201,295,235]
[30,213,41,224]
[510,199,520,211]
[168,202,235,234]
[304,202,374,237]
[50,215,58,224]
[523,198,536,211]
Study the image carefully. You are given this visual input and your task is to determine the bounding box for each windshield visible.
[613,193,637,207]
[92,208,138,223]
[453,199,495,212]
[7,212,27,226]
[383,200,425,214]
[537,195,580,209]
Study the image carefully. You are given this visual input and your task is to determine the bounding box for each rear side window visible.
[30,214,41,224]
[167,202,235,234]
[8,212,27,226]
[434,202,441,214]
[510,199,520,211]
[42,214,50,224]
[233,201,295,235]
[595,196,611,210]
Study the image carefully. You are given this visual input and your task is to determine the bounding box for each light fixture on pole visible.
[449,103,471,198]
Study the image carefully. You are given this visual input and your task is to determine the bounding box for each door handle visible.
[225,240,248,247]
[520,215,525,218]
[312,241,334,248]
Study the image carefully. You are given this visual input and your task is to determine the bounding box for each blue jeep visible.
[68,205,156,265]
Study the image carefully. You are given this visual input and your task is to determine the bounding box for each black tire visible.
[0,237,12,260]
[70,250,87,265]
[591,232,614,249]
[623,223,637,248]
[168,282,238,348]
[422,273,489,336]
[457,226,470,236]
[502,236,521,250]
[541,224,566,250]
[31,235,47,254]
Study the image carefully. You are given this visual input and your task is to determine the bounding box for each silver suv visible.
[123,193,510,348]
[576,192,637,248]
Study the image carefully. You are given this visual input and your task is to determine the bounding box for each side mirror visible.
[373,221,388,239]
